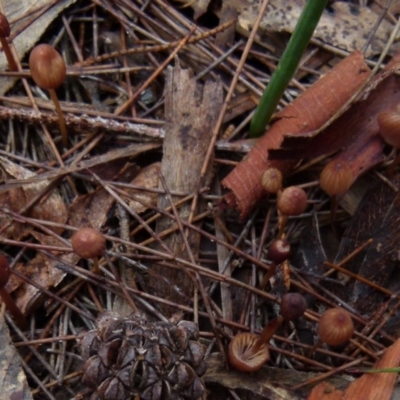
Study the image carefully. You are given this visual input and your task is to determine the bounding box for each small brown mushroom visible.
[71,228,106,274]
[276,186,307,237]
[228,293,306,372]
[259,238,291,289]
[261,167,283,194]
[318,308,354,346]
[308,307,354,358]
[29,44,68,147]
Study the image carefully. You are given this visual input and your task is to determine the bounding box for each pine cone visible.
[80,312,207,400]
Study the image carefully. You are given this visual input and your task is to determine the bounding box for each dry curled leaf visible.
[0,156,67,239]
[123,162,161,214]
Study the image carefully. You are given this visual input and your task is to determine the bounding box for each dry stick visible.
[361,0,394,55]
[290,356,368,391]
[323,238,374,277]
[104,253,139,313]
[12,268,94,320]
[24,279,86,365]
[114,25,195,115]
[130,193,195,236]
[158,172,226,356]
[150,0,264,98]
[89,171,173,255]
[30,371,83,395]
[186,0,270,227]
[324,261,394,296]
[14,335,78,347]
[76,18,235,66]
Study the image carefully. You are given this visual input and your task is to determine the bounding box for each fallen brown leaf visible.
[0,156,67,239]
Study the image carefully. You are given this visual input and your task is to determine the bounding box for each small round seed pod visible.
[277,186,307,216]
[261,167,283,193]
[318,308,354,346]
[320,160,353,196]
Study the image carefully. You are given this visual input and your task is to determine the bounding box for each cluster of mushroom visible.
[228,293,307,372]
[228,295,355,372]
[0,13,68,147]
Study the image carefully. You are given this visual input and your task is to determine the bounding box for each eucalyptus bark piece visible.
[149,62,223,314]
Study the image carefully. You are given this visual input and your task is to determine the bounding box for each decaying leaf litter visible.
[2,0,400,398]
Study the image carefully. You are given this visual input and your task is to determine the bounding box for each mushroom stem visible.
[0,37,17,71]
[307,340,323,358]
[330,194,338,229]
[277,215,288,239]
[48,88,67,147]
[0,287,26,329]
[92,256,100,274]
[252,316,284,354]
[259,262,277,290]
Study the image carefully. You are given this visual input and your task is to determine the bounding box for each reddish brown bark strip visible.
[307,338,400,400]
[222,51,370,218]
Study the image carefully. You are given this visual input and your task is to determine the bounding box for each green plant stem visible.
[250,0,329,138]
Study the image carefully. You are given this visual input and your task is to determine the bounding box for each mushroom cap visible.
[318,308,354,346]
[261,167,283,194]
[378,107,400,149]
[277,186,307,216]
[0,13,10,38]
[320,160,353,196]
[29,44,66,90]
[267,239,291,264]
[71,228,106,259]
[280,293,306,321]
[228,332,269,372]
[0,254,10,288]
